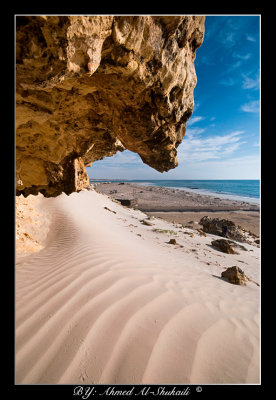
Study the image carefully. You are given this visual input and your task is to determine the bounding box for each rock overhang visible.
[16,15,205,197]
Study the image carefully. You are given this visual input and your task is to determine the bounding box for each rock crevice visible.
[16,15,205,197]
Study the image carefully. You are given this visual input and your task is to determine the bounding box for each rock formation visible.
[221,266,249,286]
[211,239,238,254]
[199,216,246,242]
[211,238,248,254]
[16,15,205,197]
[16,194,51,255]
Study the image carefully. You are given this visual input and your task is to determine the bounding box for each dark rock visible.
[199,216,246,242]
[221,266,249,285]
[116,198,138,207]
[168,238,177,245]
[211,239,237,254]
[104,206,116,214]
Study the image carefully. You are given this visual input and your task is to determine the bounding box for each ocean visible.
[90,179,260,204]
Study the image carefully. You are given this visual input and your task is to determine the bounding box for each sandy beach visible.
[93,182,260,236]
[15,187,260,384]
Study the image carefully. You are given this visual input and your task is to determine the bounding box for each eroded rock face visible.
[16,194,51,255]
[16,15,205,197]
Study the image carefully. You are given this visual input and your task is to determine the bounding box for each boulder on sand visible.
[199,216,245,242]
[221,266,249,285]
[211,239,238,254]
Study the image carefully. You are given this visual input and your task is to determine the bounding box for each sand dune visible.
[15,190,260,384]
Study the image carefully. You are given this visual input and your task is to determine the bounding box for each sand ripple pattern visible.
[16,191,260,384]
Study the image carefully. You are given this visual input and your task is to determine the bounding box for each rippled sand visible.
[15,190,260,384]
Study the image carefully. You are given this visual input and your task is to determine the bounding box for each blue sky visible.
[87,15,260,180]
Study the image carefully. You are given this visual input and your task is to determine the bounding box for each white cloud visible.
[220,61,242,80]
[224,32,235,46]
[233,52,252,60]
[246,34,256,42]
[219,77,236,86]
[241,74,260,90]
[181,154,260,179]
[229,60,242,71]
[178,131,245,162]
[193,102,200,112]
[186,127,206,138]
[240,100,260,113]
[187,116,204,126]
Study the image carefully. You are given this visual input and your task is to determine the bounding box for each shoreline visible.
[93,182,260,236]
[167,188,259,205]
[139,207,259,212]
[90,180,260,205]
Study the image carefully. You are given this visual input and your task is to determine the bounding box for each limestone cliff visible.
[16,15,205,197]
